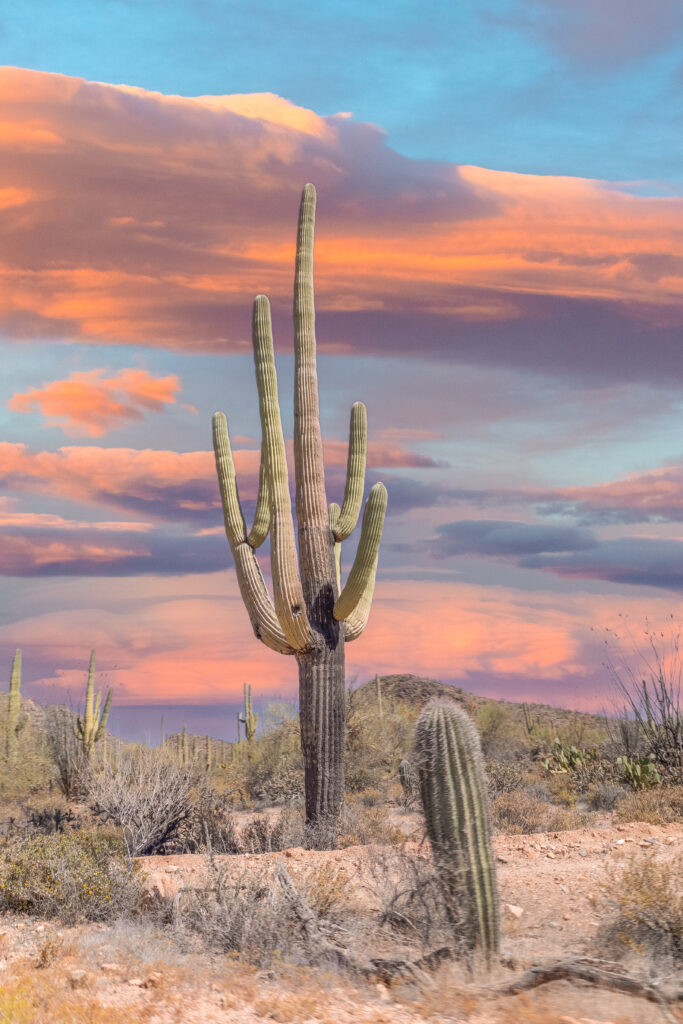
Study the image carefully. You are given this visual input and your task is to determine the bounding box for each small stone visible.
[578,849,588,857]
[562,912,571,920]
[666,836,676,844]
[35,925,45,933]
[496,854,510,864]
[559,884,569,894]
[504,903,524,919]
[100,963,122,974]
[615,839,625,845]
[128,978,145,987]
[546,852,555,859]
[523,847,539,859]
[616,825,628,831]
[164,865,179,873]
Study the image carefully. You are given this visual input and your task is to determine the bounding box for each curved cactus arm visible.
[333,482,387,622]
[247,453,270,548]
[253,295,311,651]
[213,411,294,655]
[328,502,342,593]
[83,649,96,743]
[95,687,113,742]
[294,184,332,591]
[334,402,367,541]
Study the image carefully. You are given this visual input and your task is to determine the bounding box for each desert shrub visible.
[523,780,553,803]
[475,703,509,757]
[613,785,683,824]
[0,702,53,801]
[491,790,587,834]
[596,852,683,966]
[587,783,627,811]
[84,747,201,858]
[545,774,579,807]
[344,691,418,794]
[339,796,406,847]
[43,705,87,801]
[362,845,457,955]
[176,861,302,967]
[225,703,304,805]
[486,760,525,795]
[0,830,141,923]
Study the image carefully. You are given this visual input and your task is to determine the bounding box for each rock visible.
[546,852,555,859]
[100,963,122,974]
[523,847,539,859]
[128,978,145,987]
[496,854,510,864]
[578,849,588,857]
[504,903,524,919]
[615,838,625,845]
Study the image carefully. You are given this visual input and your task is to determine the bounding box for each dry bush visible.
[587,782,627,811]
[222,702,303,806]
[43,705,87,801]
[84,747,201,858]
[0,829,142,923]
[486,760,525,796]
[361,845,457,955]
[613,785,683,824]
[491,790,588,834]
[596,851,683,968]
[344,690,418,794]
[0,701,53,801]
[175,860,304,967]
[339,796,406,847]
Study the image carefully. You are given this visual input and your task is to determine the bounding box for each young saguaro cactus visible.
[75,650,113,760]
[213,184,387,844]
[415,698,499,960]
[6,649,23,759]
[238,682,258,742]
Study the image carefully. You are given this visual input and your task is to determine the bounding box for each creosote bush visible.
[596,851,683,967]
[0,830,141,923]
[491,790,588,835]
[613,785,683,825]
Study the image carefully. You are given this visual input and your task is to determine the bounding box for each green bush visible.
[0,829,141,923]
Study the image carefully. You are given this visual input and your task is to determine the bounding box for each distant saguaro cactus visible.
[398,757,416,806]
[415,698,499,960]
[75,650,113,760]
[213,184,387,845]
[238,682,258,742]
[6,649,25,759]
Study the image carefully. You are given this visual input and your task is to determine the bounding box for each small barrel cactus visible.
[415,697,499,959]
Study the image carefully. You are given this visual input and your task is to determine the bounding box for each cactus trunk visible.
[6,649,21,759]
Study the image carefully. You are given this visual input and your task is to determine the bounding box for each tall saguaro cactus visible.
[415,698,499,960]
[75,650,113,760]
[213,184,387,844]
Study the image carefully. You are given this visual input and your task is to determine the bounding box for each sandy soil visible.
[1,820,681,1024]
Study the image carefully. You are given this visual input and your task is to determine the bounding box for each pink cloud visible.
[0,68,679,357]
[8,367,182,436]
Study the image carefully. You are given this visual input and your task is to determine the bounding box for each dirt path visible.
[1,821,681,1024]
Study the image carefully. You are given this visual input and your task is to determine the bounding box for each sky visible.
[0,2,682,741]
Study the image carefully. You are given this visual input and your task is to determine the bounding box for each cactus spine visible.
[75,650,113,760]
[213,184,387,844]
[238,682,257,741]
[415,698,499,960]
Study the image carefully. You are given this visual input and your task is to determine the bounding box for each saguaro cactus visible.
[213,184,387,844]
[6,649,23,759]
[75,650,113,760]
[238,682,258,742]
[415,698,499,960]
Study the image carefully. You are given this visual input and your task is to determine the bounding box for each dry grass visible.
[614,785,683,824]
[596,850,683,968]
[491,790,588,834]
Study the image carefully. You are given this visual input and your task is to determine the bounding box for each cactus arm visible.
[334,402,367,541]
[93,689,102,729]
[252,295,311,650]
[293,184,334,595]
[7,649,21,757]
[83,649,96,746]
[213,412,294,655]
[333,482,387,622]
[328,503,342,594]
[95,688,113,742]
[246,453,270,548]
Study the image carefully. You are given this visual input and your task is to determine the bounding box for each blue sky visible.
[2,0,682,185]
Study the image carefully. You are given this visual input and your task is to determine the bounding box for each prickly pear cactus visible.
[415,697,499,959]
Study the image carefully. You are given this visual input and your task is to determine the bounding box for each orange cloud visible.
[8,368,182,436]
[0,67,680,354]
[0,438,432,516]
[3,572,675,708]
